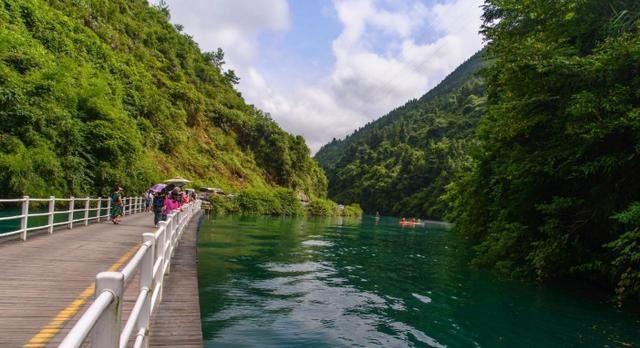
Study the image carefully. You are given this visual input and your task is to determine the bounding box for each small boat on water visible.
[399,218,424,228]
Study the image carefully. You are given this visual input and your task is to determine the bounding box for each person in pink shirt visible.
[162,192,180,215]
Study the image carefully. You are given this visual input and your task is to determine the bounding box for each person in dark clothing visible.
[153,192,166,227]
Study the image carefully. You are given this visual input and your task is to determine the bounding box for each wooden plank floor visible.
[150,212,204,348]
[0,210,204,347]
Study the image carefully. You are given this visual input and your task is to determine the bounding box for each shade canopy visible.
[149,183,166,192]
[163,177,190,186]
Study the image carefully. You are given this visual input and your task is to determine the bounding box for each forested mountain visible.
[0,0,327,198]
[315,50,486,219]
[318,0,640,303]
[445,0,640,303]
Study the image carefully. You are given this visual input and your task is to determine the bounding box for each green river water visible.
[197,215,640,347]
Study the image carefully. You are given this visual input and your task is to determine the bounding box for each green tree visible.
[224,69,240,85]
[315,51,486,219]
[205,48,225,68]
[0,0,327,200]
[447,0,640,301]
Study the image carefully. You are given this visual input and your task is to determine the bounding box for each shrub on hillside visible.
[274,188,305,216]
[208,195,237,215]
[236,189,281,215]
[210,187,303,216]
[307,198,338,216]
[341,204,363,217]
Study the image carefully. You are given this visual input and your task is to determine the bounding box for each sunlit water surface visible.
[197,216,640,347]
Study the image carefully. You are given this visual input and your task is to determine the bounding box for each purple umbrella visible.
[150,183,166,192]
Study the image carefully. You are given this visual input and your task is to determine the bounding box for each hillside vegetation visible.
[318,0,640,303]
[446,0,640,303]
[0,0,327,198]
[315,51,485,219]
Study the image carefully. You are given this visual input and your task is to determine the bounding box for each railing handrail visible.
[0,195,148,241]
[59,290,115,348]
[59,200,202,348]
[121,242,152,283]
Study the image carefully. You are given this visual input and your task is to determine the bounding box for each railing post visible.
[136,197,140,213]
[106,196,111,221]
[164,215,171,275]
[165,213,175,275]
[122,197,127,216]
[48,196,55,234]
[68,196,74,229]
[93,272,124,348]
[178,210,184,237]
[97,197,102,223]
[172,212,178,251]
[157,221,167,268]
[20,196,29,241]
[157,221,168,302]
[84,197,90,226]
[137,233,155,348]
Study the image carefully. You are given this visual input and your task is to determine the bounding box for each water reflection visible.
[198,215,640,348]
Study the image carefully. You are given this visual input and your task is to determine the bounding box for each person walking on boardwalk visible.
[153,191,166,227]
[144,189,154,212]
[110,186,123,224]
[163,191,180,216]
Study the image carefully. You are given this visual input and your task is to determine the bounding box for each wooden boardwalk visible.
[0,211,204,347]
[150,212,203,347]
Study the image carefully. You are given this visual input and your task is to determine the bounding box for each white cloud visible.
[161,0,289,69]
[255,0,483,152]
[160,0,484,153]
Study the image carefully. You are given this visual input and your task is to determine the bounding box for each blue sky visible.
[159,0,484,152]
[256,0,339,80]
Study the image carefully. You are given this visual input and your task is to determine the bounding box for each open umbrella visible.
[163,177,190,187]
[149,183,166,193]
[162,184,176,193]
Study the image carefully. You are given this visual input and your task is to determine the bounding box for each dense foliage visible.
[0,0,327,198]
[316,0,640,303]
[315,51,485,219]
[445,0,640,303]
[306,198,337,217]
[209,191,362,218]
[208,188,304,216]
[341,203,363,217]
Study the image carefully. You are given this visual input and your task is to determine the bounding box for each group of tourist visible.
[149,186,196,227]
[109,185,197,227]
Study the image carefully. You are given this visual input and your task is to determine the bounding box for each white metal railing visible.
[59,199,202,348]
[0,195,147,240]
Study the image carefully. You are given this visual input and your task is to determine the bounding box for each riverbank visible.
[207,187,362,217]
